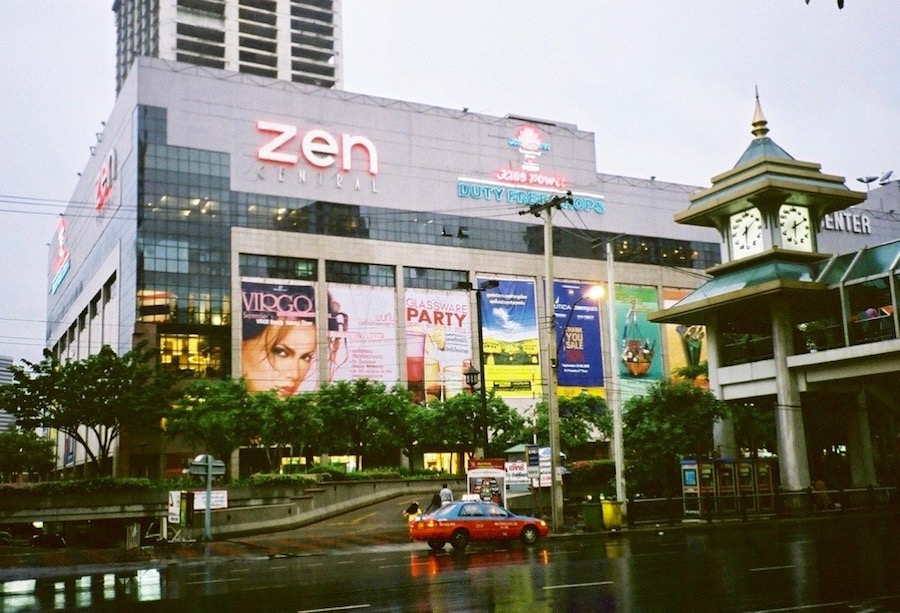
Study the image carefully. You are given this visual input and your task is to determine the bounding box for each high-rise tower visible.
[113,0,341,94]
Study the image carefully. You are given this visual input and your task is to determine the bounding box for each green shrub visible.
[239,473,321,487]
[306,463,348,481]
[346,469,402,481]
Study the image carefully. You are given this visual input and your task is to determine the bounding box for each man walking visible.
[439,483,453,506]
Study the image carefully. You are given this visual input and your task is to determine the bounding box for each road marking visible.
[184,578,240,586]
[749,565,795,572]
[297,605,371,612]
[271,565,289,571]
[350,512,376,525]
[544,581,613,591]
[742,600,851,612]
[229,568,250,574]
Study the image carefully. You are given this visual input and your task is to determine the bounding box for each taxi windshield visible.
[431,503,460,518]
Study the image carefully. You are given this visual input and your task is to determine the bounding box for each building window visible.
[404,267,468,291]
[239,254,317,280]
[159,333,226,378]
[326,261,394,287]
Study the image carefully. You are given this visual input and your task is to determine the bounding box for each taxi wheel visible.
[427,540,445,551]
[450,529,470,551]
[520,525,540,545]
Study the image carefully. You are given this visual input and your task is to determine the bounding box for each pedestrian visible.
[403,501,421,522]
[439,483,453,506]
[424,491,442,513]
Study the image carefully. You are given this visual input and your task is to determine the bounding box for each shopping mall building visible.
[47,57,899,482]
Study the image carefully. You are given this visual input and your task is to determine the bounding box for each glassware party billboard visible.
[404,288,473,404]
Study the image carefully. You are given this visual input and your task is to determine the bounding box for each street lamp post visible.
[458,279,499,458]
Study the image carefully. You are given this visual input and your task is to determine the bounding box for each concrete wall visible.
[0,478,466,538]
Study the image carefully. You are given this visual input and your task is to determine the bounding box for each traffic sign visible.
[188,454,225,476]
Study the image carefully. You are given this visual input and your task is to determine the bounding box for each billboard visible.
[614,285,663,404]
[404,288,473,403]
[327,283,399,384]
[662,287,708,386]
[240,279,318,396]
[476,277,542,399]
[554,280,604,391]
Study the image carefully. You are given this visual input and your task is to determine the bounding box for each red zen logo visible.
[257,121,379,176]
[94,150,116,211]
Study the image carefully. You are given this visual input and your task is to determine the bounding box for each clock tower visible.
[675,92,864,270]
[653,92,867,500]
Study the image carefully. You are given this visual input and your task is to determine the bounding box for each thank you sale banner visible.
[554,280,604,389]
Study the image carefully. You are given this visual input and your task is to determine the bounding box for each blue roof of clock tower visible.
[734,91,794,167]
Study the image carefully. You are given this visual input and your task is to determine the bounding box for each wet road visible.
[1,503,897,612]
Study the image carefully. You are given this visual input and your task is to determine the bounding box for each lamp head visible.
[584,285,605,301]
[463,364,480,387]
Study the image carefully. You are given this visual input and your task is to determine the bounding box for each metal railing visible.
[620,485,898,528]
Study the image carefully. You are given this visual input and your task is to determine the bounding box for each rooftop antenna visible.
[856,176,878,191]
[878,170,893,185]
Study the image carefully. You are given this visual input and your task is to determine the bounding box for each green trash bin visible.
[582,502,602,532]
[601,500,623,530]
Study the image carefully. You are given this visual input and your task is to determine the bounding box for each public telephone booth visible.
[698,461,716,516]
[682,458,717,517]
[680,460,701,518]
[715,460,737,513]
[737,460,756,512]
[755,458,777,512]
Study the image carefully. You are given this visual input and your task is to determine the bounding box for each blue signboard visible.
[554,281,604,388]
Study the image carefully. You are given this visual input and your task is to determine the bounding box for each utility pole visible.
[520,190,571,533]
[606,241,627,514]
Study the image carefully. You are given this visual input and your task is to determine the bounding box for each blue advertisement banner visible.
[476,277,542,398]
[554,281,604,388]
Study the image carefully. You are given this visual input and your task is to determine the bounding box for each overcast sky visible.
[1,1,898,363]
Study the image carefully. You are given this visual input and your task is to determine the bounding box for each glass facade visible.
[134,105,721,376]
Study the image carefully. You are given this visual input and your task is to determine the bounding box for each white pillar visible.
[771,298,811,492]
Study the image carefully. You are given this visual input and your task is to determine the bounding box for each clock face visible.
[779,204,813,251]
[729,207,764,258]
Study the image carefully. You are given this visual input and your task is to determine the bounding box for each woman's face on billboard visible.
[242,322,317,396]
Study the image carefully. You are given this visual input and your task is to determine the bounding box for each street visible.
[0,498,897,612]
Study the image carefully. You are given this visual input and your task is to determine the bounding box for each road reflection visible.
[0,569,162,611]
[408,545,546,577]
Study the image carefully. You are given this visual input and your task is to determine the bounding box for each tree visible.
[360,384,418,466]
[166,378,257,472]
[253,390,322,472]
[623,380,730,497]
[0,344,174,475]
[418,392,482,459]
[0,427,56,482]
[316,379,412,468]
[532,394,611,457]
[415,392,526,462]
[485,394,529,457]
